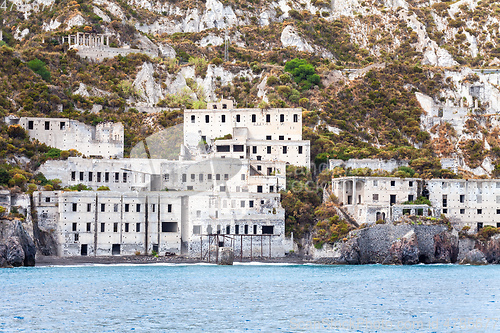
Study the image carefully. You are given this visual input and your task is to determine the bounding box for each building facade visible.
[34,190,285,257]
[183,100,310,168]
[13,117,124,158]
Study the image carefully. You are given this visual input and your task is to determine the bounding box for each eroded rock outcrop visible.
[0,219,36,268]
[317,224,460,265]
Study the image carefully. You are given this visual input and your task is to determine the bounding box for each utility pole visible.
[224,30,229,62]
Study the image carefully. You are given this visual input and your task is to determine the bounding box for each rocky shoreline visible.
[313,224,499,266]
[3,219,500,267]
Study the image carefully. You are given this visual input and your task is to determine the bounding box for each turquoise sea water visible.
[0,263,499,332]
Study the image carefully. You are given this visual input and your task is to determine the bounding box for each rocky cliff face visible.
[0,219,36,268]
[314,224,500,265]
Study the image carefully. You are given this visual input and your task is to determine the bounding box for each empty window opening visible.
[86,223,91,232]
[97,172,101,182]
[104,172,109,182]
[45,197,50,203]
[100,223,105,232]
[123,173,127,183]
[74,233,78,242]
[293,114,298,122]
[390,180,396,187]
[193,225,201,235]
[236,114,241,122]
[191,115,195,123]
[79,172,84,181]
[113,223,118,232]
[28,121,34,130]
[71,171,76,181]
[267,146,271,154]
[168,204,172,213]
[252,114,256,122]
[442,195,447,208]
[205,115,210,123]
[257,186,263,193]
[226,225,231,234]
[235,225,239,235]
[162,222,177,232]
[81,244,88,256]
[460,195,465,203]
[136,223,141,232]
[233,145,244,152]
[373,194,379,202]
[72,223,77,231]
[44,121,50,130]
[408,195,414,202]
[244,225,249,234]
[249,200,254,208]
[283,146,287,154]
[89,172,93,182]
[477,209,482,214]
[460,209,465,214]
[266,114,271,123]
[72,203,77,212]
[136,204,141,212]
[112,244,121,255]
[253,225,258,234]
[262,226,274,234]
[101,203,105,212]
[298,146,303,154]
[221,115,226,123]
[390,195,396,206]
[125,204,130,212]
[280,114,284,122]
[409,181,413,187]
[125,223,129,232]
[114,204,118,212]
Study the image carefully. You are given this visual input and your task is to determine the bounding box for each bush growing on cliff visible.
[27,58,51,82]
[284,58,320,91]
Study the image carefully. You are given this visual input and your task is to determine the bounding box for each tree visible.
[284,58,320,90]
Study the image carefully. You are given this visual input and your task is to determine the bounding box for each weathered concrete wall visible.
[17,117,124,158]
[33,190,286,258]
[329,158,409,172]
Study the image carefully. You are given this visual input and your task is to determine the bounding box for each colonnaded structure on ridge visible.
[19,100,310,258]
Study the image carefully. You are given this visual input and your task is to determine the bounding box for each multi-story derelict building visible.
[28,100,310,258]
[331,160,500,231]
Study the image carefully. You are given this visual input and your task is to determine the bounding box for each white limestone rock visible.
[64,14,87,31]
[93,0,126,20]
[158,43,176,59]
[42,19,61,32]
[198,34,224,47]
[133,62,164,106]
[93,6,111,23]
[13,27,29,41]
[281,25,313,52]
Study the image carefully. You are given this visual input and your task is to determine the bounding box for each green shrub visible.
[27,58,51,82]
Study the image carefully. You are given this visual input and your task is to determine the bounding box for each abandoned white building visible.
[331,176,428,224]
[10,117,124,158]
[29,101,309,258]
[332,175,500,231]
[183,99,311,168]
[38,157,286,194]
[34,190,284,257]
[427,179,500,230]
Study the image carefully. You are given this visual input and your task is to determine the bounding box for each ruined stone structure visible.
[332,176,426,224]
[65,33,157,62]
[34,190,284,257]
[183,99,310,168]
[332,174,500,231]
[14,117,124,158]
[329,158,409,172]
[31,102,308,258]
